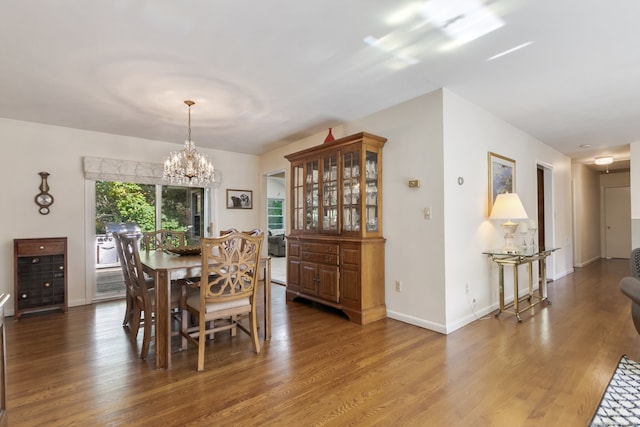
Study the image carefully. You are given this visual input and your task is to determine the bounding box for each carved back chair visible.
[180,230,263,371]
[142,230,186,252]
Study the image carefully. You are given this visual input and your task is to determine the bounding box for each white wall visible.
[260,88,574,334]
[442,89,573,330]
[0,118,260,315]
[572,163,602,266]
[266,176,285,199]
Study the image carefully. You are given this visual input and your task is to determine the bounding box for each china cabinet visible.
[14,237,67,319]
[285,132,386,325]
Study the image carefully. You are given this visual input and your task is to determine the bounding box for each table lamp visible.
[490,193,528,253]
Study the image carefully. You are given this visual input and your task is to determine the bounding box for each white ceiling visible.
[2,1,639,171]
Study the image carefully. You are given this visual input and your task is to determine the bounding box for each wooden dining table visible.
[140,251,271,369]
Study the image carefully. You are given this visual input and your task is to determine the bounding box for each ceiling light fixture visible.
[594,156,613,166]
[163,100,215,186]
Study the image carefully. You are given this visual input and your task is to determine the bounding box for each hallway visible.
[270,255,285,284]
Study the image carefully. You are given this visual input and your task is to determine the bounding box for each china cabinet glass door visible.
[305,160,319,232]
[364,150,379,232]
[342,150,361,232]
[292,164,304,231]
[322,154,339,232]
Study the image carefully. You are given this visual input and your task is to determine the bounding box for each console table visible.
[483,248,558,321]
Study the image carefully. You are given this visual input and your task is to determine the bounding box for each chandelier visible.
[163,100,215,185]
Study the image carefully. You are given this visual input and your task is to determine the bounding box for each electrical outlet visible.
[465,283,470,294]
[395,280,402,292]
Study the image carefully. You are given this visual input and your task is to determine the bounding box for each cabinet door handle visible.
[39,246,45,250]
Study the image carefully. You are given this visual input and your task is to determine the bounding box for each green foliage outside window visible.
[95,181,190,234]
[96,182,156,233]
[268,198,284,230]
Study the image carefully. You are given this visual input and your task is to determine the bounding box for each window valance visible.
[83,156,222,187]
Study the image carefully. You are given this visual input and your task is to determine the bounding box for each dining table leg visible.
[154,270,171,369]
[264,257,271,340]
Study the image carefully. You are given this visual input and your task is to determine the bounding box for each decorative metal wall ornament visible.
[35,171,54,215]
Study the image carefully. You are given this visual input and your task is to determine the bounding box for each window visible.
[267,198,284,230]
[95,180,208,297]
[95,181,205,239]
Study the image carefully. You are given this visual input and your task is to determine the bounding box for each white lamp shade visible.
[490,193,528,220]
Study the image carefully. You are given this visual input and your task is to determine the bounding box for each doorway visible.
[266,171,286,284]
[93,181,207,300]
[604,186,631,259]
[537,164,555,280]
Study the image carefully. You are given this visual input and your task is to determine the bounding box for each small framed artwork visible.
[226,189,253,209]
[488,152,515,213]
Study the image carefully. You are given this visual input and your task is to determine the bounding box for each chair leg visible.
[140,309,152,359]
[230,316,237,337]
[197,319,206,372]
[249,309,261,354]
[129,305,142,342]
[181,309,191,351]
[122,294,133,326]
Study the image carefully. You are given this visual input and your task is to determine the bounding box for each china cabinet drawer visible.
[301,251,338,265]
[301,243,339,255]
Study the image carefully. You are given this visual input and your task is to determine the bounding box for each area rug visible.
[590,355,640,426]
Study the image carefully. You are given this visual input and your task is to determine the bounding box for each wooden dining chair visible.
[112,232,134,327]
[141,229,193,313]
[142,229,187,252]
[113,232,156,328]
[120,232,182,359]
[180,230,264,371]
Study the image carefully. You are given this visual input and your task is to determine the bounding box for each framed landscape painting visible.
[226,189,253,209]
[488,152,515,213]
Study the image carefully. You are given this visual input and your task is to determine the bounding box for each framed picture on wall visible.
[226,189,253,209]
[488,152,515,214]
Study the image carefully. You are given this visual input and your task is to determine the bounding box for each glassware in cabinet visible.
[322,155,339,232]
[365,150,379,232]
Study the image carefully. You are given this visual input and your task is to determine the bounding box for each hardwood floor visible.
[5,258,640,426]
